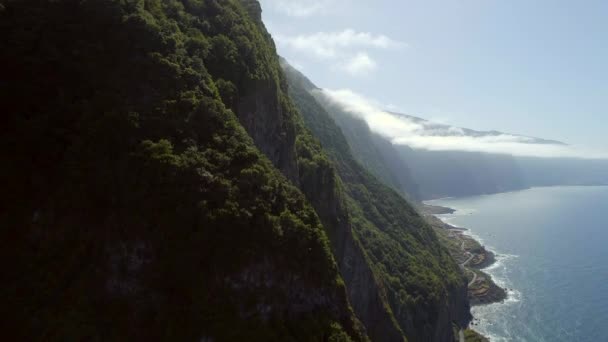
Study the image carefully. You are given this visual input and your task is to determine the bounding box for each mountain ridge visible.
[385,111,567,146]
[2,0,474,340]
[287,64,606,200]
[282,58,471,341]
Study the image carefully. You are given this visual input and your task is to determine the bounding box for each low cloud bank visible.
[317,88,608,159]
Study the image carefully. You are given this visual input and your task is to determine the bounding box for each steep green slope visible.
[1,0,363,340]
[308,88,529,200]
[282,61,471,341]
[302,84,420,201]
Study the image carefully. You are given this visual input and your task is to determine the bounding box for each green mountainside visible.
[2,0,470,340]
[301,83,421,201]
[2,0,361,340]
[282,61,470,341]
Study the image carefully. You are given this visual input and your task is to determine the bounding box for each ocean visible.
[429,186,608,342]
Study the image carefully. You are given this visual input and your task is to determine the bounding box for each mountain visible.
[282,60,469,341]
[385,113,608,198]
[307,85,607,200]
[288,68,421,201]
[395,148,528,200]
[389,112,566,146]
[2,0,471,341]
[299,74,526,200]
[2,0,362,339]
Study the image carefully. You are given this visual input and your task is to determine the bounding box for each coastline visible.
[422,204,508,341]
[422,186,608,341]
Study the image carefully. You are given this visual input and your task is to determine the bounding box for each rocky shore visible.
[467,268,507,306]
[420,203,457,215]
[424,208,507,305]
[422,204,508,341]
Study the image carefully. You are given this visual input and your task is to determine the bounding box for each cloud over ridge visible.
[317,88,608,159]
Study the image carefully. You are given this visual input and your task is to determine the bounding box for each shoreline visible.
[422,184,608,205]
[423,186,608,341]
[422,204,508,341]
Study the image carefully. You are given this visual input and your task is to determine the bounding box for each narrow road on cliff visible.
[468,270,477,287]
[459,239,475,267]
[458,237,477,287]
[461,253,474,267]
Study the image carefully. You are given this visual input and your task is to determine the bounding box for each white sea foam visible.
[436,216,465,229]
[433,204,522,341]
[460,229,486,247]
[469,249,521,341]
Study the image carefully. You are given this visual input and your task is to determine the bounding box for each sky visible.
[258,0,608,153]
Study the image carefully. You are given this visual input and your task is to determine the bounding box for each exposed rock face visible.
[239,0,263,23]
[281,59,472,341]
[235,78,299,183]
[298,169,406,341]
[338,236,406,341]
[469,276,507,306]
[235,2,473,341]
[386,275,470,342]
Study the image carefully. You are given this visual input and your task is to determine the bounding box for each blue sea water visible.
[429,186,608,342]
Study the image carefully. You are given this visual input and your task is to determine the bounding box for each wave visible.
[470,248,521,341]
[435,205,523,341]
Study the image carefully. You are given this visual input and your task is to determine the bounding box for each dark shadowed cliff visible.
[1,0,362,339]
[1,0,473,340]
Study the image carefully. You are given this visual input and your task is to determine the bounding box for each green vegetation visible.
[432,225,470,265]
[283,61,469,341]
[305,86,421,201]
[427,216,505,307]
[464,329,489,342]
[1,0,479,339]
[1,0,363,340]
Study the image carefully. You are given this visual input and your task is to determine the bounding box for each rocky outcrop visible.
[296,158,406,341]
[239,0,263,23]
[235,78,299,183]
[339,236,406,342]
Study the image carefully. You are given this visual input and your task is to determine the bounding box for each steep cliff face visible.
[216,10,405,340]
[309,89,529,201]
[370,133,422,201]
[2,0,476,339]
[396,147,528,200]
[203,0,300,182]
[1,0,363,340]
[308,86,421,201]
[282,61,471,341]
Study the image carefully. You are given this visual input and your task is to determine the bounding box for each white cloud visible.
[316,88,608,159]
[261,0,335,17]
[273,29,403,76]
[338,52,377,76]
[275,29,403,59]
